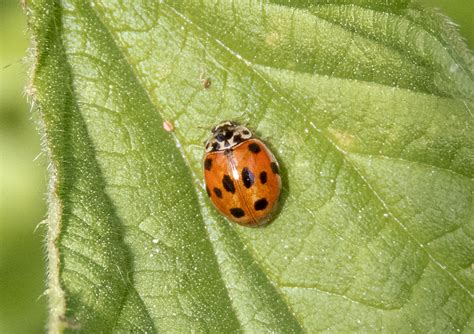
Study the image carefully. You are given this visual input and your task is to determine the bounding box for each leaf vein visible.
[163,1,472,298]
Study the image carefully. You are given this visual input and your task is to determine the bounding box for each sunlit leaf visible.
[27,0,473,332]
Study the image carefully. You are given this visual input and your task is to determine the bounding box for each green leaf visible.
[27,0,473,332]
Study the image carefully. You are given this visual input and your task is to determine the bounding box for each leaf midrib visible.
[81,3,267,331]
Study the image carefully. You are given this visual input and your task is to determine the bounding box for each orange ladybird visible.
[203,121,281,227]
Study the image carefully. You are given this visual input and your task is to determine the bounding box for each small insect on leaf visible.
[202,77,211,89]
[163,120,174,132]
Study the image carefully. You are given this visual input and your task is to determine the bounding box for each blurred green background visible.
[1,1,47,333]
[0,0,472,332]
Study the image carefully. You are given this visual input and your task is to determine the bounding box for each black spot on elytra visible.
[204,158,212,171]
[206,186,211,197]
[254,198,268,211]
[242,167,255,188]
[260,171,267,184]
[222,175,235,194]
[248,143,261,153]
[271,162,279,174]
[213,187,223,198]
[230,208,245,218]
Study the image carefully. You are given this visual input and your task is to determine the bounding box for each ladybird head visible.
[205,121,253,152]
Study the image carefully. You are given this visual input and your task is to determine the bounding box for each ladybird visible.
[203,121,281,227]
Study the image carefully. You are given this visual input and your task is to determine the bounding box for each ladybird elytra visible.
[203,121,282,227]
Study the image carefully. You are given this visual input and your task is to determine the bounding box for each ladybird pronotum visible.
[203,121,281,227]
